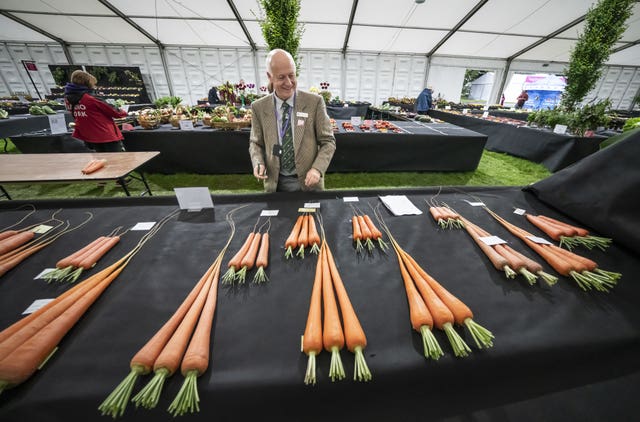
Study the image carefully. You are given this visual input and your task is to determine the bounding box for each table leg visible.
[127,171,153,196]
[117,178,131,196]
[0,185,11,200]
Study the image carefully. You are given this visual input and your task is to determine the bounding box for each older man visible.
[249,49,336,192]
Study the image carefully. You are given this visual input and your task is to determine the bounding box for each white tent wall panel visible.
[106,47,129,66]
[429,56,507,104]
[619,70,640,110]
[344,54,362,101]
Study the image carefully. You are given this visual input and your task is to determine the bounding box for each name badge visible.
[296,112,308,118]
[297,119,305,126]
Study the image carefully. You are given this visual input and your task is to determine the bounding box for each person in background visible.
[416,86,433,114]
[208,85,221,105]
[516,90,529,109]
[64,70,128,152]
[500,93,505,106]
[249,49,336,192]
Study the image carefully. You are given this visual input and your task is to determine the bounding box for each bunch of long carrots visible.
[81,158,107,175]
[486,208,621,292]
[99,207,237,418]
[302,215,372,385]
[284,213,321,259]
[426,200,463,230]
[458,214,558,286]
[43,227,124,283]
[0,210,93,278]
[524,213,612,251]
[350,208,388,253]
[374,208,494,358]
[221,217,270,284]
[0,209,179,396]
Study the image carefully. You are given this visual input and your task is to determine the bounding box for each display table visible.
[0,151,159,198]
[0,186,638,421]
[10,121,487,174]
[326,103,370,119]
[0,111,74,151]
[429,110,605,171]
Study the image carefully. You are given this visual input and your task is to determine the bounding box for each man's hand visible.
[304,168,321,187]
[254,164,268,180]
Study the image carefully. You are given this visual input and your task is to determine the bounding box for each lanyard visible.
[274,95,294,143]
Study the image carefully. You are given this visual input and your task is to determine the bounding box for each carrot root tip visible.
[365,238,375,253]
[168,370,200,417]
[131,368,169,409]
[328,347,346,382]
[304,352,318,386]
[463,318,494,349]
[353,346,372,382]
[443,323,471,358]
[419,325,444,360]
[98,367,142,418]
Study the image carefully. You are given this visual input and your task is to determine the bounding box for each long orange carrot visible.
[56,236,106,269]
[307,214,321,255]
[324,243,372,381]
[321,243,345,381]
[0,230,19,241]
[76,236,120,270]
[285,215,304,259]
[0,242,49,278]
[0,231,35,256]
[357,215,375,252]
[253,233,270,284]
[168,260,223,416]
[302,244,324,385]
[235,232,262,283]
[362,214,388,250]
[351,216,364,253]
[296,214,310,258]
[462,219,515,278]
[222,231,254,283]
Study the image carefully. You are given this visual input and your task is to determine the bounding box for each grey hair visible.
[265,49,296,74]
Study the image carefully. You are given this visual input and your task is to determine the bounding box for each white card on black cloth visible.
[174,187,214,212]
[379,195,422,216]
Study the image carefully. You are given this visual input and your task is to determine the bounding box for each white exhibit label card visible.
[343,197,359,202]
[48,113,67,134]
[513,208,526,215]
[462,109,469,114]
[350,116,362,126]
[464,200,486,207]
[483,105,490,110]
[445,106,451,110]
[121,104,130,112]
[174,187,214,211]
[32,224,54,234]
[379,195,423,216]
[260,210,279,217]
[482,111,489,118]
[553,124,568,134]
[23,299,54,315]
[179,120,194,130]
[526,235,553,245]
[131,222,156,231]
[480,235,507,246]
[304,202,321,209]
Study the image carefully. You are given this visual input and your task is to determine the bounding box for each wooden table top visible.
[0,152,160,183]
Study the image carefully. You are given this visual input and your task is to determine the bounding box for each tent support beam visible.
[496,58,512,104]
[0,11,73,63]
[507,15,586,61]
[342,0,359,56]
[427,0,488,57]
[227,0,256,51]
[611,38,640,54]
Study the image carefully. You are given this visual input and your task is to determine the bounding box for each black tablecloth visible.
[10,121,488,174]
[0,186,638,421]
[0,112,73,140]
[326,103,370,119]
[429,110,605,172]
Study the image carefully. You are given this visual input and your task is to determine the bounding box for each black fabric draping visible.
[326,103,370,119]
[0,112,74,139]
[429,110,605,172]
[9,122,487,173]
[525,131,640,255]
[0,186,639,421]
[9,132,92,153]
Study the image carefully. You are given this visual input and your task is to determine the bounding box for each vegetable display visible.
[221,217,270,284]
[0,209,179,395]
[426,200,463,230]
[284,213,321,259]
[348,206,388,253]
[99,208,237,417]
[44,227,124,283]
[375,208,494,358]
[302,214,372,384]
[485,208,621,291]
[524,213,612,251]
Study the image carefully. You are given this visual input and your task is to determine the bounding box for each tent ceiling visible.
[0,0,638,66]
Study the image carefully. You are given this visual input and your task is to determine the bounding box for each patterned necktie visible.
[280,101,295,173]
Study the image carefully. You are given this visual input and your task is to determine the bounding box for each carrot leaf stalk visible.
[131,367,169,409]
[442,322,471,357]
[537,270,559,286]
[519,268,538,285]
[463,318,494,349]
[221,267,236,284]
[98,365,145,418]
[304,350,318,386]
[167,370,200,416]
[420,325,444,360]
[328,346,345,382]
[353,346,371,382]
[253,267,268,284]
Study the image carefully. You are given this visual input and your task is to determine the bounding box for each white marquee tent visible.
[1,0,639,108]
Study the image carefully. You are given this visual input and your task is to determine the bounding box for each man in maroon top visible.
[64,70,128,152]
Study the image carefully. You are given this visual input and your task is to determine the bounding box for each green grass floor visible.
[1,145,551,200]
